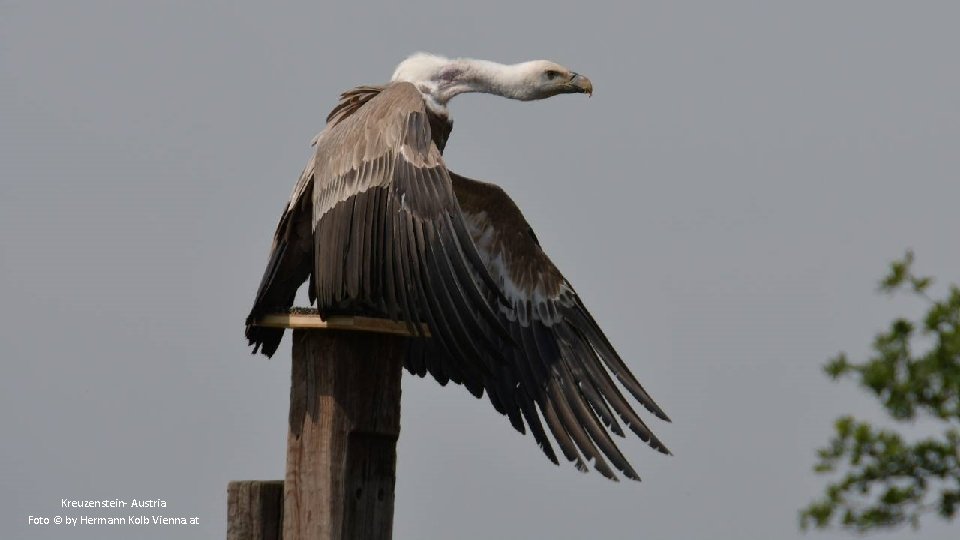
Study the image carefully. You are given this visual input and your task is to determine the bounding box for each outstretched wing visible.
[432,172,671,481]
[310,82,511,383]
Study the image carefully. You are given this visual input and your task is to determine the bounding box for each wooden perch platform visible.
[229,309,413,540]
[254,307,430,337]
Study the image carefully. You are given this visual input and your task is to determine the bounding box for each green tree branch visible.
[801,252,960,532]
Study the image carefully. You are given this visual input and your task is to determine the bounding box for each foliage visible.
[800,251,960,532]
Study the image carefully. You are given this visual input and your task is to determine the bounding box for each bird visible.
[245,53,670,481]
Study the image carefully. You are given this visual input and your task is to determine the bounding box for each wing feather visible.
[437,172,672,480]
[244,154,316,357]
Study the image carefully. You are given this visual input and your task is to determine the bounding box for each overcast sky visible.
[2,1,959,539]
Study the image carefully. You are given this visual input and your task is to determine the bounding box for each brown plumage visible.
[442,173,671,480]
[246,75,669,481]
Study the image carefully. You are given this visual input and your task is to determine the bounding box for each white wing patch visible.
[463,211,566,326]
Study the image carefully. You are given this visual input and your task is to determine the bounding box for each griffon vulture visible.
[245,53,670,480]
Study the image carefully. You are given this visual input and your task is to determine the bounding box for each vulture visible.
[245,53,670,481]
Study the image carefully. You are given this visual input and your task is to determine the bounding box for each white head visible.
[391,52,593,113]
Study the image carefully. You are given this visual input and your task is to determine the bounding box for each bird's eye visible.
[545,70,561,80]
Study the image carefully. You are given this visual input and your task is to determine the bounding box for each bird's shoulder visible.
[321,82,428,138]
[313,82,440,175]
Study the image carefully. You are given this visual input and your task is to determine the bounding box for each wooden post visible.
[228,313,409,540]
[227,481,283,540]
[283,329,404,540]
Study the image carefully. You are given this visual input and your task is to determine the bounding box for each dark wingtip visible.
[653,440,672,456]
[245,323,282,359]
[643,401,671,423]
[593,460,619,482]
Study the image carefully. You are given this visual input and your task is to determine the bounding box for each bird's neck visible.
[418,59,528,110]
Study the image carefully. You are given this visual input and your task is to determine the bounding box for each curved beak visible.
[568,72,593,96]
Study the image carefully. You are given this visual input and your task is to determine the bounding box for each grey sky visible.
[2,1,958,538]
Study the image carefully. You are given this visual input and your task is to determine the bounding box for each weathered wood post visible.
[228,312,417,540]
[284,329,403,539]
[227,480,283,540]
